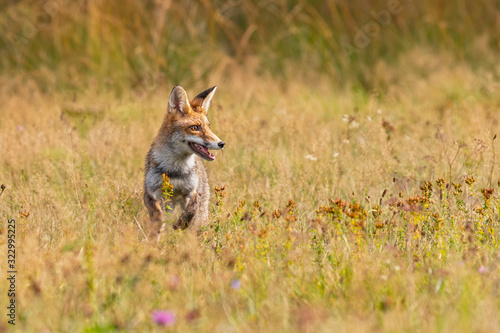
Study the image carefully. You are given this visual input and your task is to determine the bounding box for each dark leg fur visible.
[144,191,163,235]
[173,192,199,230]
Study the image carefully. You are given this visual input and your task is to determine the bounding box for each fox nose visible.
[218,141,225,148]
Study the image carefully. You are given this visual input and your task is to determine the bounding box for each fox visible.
[143,85,225,233]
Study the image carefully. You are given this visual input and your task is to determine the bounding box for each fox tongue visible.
[190,142,215,160]
[194,143,208,154]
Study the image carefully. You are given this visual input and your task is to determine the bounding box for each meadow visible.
[0,0,500,332]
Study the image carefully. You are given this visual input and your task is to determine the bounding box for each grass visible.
[1,1,500,332]
[1,0,499,90]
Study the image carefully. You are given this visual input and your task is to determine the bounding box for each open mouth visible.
[189,142,216,161]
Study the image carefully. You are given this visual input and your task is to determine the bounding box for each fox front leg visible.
[173,192,199,230]
[144,191,164,235]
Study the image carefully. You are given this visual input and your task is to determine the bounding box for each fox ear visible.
[191,86,217,112]
[168,86,189,114]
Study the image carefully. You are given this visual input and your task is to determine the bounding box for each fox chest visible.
[169,174,199,197]
[146,164,199,199]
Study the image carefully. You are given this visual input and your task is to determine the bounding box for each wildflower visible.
[185,309,201,322]
[169,275,180,291]
[382,120,394,139]
[305,154,317,161]
[465,175,475,186]
[478,266,489,274]
[231,279,241,290]
[162,174,174,211]
[214,185,226,206]
[152,310,176,326]
[481,188,494,200]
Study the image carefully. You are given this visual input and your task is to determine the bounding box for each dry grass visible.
[1,56,500,332]
[1,1,500,332]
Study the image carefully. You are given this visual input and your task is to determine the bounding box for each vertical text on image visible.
[6,218,16,326]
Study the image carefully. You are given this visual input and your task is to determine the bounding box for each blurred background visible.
[1,0,499,93]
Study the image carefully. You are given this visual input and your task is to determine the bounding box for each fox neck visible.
[154,145,196,176]
[151,128,198,175]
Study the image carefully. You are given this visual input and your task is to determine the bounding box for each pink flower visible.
[478,266,489,274]
[169,275,180,290]
[152,310,176,326]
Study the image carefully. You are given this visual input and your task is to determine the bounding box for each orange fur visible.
[143,86,224,233]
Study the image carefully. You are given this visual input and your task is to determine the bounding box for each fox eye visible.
[190,125,200,131]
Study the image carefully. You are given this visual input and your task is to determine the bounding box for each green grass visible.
[1,0,499,91]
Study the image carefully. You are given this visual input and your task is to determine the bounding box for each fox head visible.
[162,85,225,161]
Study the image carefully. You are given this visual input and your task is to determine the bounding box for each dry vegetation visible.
[1,0,500,332]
